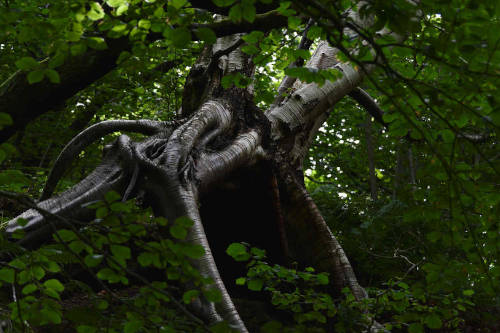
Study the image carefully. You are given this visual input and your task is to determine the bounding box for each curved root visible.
[40,119,168,201]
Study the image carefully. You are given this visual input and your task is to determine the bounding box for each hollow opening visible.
[199,161,285,297]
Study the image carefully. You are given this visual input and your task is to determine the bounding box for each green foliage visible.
[0,192,218,332]
[284,67,341,86]
[227,243,340,332]
[228,243,474,332]
[0,0,498,331]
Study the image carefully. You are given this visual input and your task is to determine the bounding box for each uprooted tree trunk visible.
[6,34,379,332]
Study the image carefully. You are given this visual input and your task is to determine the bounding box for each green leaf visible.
[0,113,13,126]
[88,2,105,21]
[116,3,129,15]
[44,261,61,273]
[138,19,151,30]
[84,254,104,267]
[241,0,256,23]
[97,300,108,310]
[154,217,168,226]
[27,70,45,84]
[41,308,62,324]
[440,129,455,143]
[210,321,233,333]
[307,25,323,39]
[11,229,25,240]
[22,283,37,295]
[165,27,192,48]
[87,37,108,50]
[226,243,251,261]
[288,16,301,29]
[221,75,235,89]
[111,245,131,260]
[66,31,82,42]
[182,244,205,259]
[182,289,200,304]
[32,265,45,280]
[44,279,65,292]
[408,323,424,333]
[44,69,60,83]
[241,44,259,55]
[106,0,125,8]
[97,268,120,283]
[77,326,97,333]
[71,43,87,56]
[195,27,217,44]
[247,279,263,291]
[153,7,164,18]
[212,0,235,7]
[96,206,108,219]
[15,57,39,70]
[382,112,399,123]
[110,201,130,212]
[69,240,87,254]
[175,216,194,228]
[138,252,155,267]
[261,321,283,333]
[55,229,77,242]
[236,277,246,285]
[398,282,409,289]
[316,273,329,285]
[170,225,187,240]
[409,130,422,140]
[463,289,474,296]
[229,4,242,22]
[424,314,442,329]
[203,288,222,302]
[0,268,15,283]
[242,31,264,44]
[285,67,322,84]
[105,191,121,203]
[124,320,143,333]
[170,0,187,9]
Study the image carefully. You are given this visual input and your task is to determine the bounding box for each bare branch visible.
[191,10,287,38]
[349,87,387,127]
[272,19,315,107]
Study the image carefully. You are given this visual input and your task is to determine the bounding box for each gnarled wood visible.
[4,18,396,329]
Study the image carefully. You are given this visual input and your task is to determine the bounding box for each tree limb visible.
[349,87,387,127]
[0,11,288,143]
[191,10,288,38]
[271,19,315,107]
[0,38,130,143]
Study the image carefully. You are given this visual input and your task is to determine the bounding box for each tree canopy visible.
[0,0,498,332]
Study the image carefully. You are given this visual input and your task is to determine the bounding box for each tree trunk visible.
[5,29,384,331]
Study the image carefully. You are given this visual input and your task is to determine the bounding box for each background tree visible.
[0,0,498,332]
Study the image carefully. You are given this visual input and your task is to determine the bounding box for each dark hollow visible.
[199,162,285,298]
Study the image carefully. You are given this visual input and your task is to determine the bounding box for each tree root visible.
[40,119,169,201]
[280,172,368,300]
[161,101,249,331]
